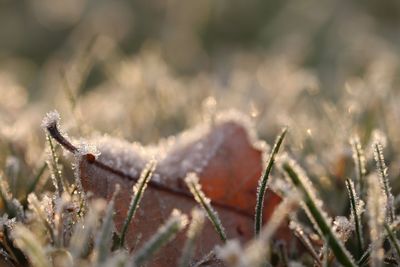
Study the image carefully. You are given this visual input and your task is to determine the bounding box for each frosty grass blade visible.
[373,141,395,223]
[185,173,227,243]
[255,126,287,236]
[345,178,364,257]
[119,159,156,248]
[280,157,357,267]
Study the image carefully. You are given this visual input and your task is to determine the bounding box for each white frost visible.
[82,109,266,185]
[41,110,60,129]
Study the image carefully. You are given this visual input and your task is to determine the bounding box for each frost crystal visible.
[185,173,226,242]
[76,141,101,159]
[333,216,354,243]
[41,110,61,129]
[216,240,245,267]
[278,153,332,234]
[88,109,264,188]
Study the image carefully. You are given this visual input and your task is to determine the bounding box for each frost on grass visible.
[345,179,364,255]
[350,135,366,194]
[279,154,357,267]
[119,159,156,248]
[277,154,332,235]
[332,216,353,243]
[373,140,395,223]
[216,240,245,267]
[41,110,61,130]
[345,180,365,226]
[184,172,227,242]
[367,173,386,267]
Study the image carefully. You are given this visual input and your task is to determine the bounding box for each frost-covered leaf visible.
[43,110,284,267]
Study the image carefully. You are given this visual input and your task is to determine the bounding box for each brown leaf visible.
[46,111,285,266]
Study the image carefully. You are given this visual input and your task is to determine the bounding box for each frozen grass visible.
[2,44,400,266]
[118,159,156,248]
[254,127,287,236]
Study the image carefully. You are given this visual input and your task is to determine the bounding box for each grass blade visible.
[185,172,227,243]
[255,127,287,236]
[281,158,356,267]
[373,142,395,223]
[119,159,156,248]
[345,178,364,258]
[45,134,66,197]
[289,220,321,264]
[350,136,366,195]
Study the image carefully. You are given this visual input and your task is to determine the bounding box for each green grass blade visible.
[119,160,156,248]
[345,178,364,258]
[185,173,227,243]
[281,159,357,267]
[255,127,287,236]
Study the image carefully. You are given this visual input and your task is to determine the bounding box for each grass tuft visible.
[281,158,357,267]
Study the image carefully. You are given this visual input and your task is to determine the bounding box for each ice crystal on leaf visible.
[82,109,268,185]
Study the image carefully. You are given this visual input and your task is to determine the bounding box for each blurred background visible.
[1,0,400,209]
